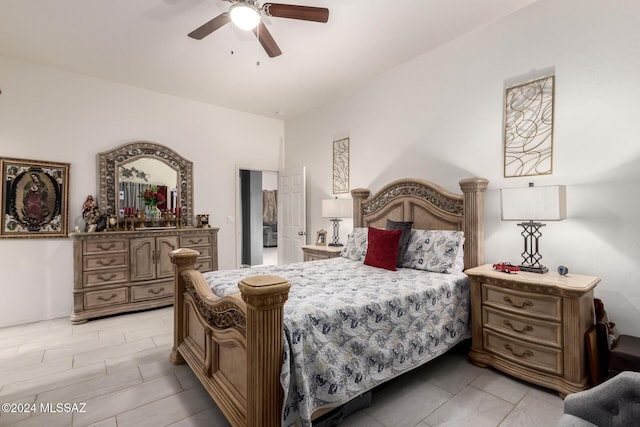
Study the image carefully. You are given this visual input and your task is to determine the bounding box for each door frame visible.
[235,165,279,269]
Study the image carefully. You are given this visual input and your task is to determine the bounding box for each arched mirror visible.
[97,141,193,225]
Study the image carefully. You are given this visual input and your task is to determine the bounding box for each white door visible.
[278,167,306,264]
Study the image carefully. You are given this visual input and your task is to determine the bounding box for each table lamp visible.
[501,183,566,273]
[321,197,352,246]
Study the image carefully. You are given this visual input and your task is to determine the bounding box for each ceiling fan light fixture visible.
[229,2,261,31]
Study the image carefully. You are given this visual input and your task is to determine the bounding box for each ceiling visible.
[0,0,538,119]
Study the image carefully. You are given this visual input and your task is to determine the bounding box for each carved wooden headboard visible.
[351,177,488,270]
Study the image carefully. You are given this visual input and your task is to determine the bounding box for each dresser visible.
[301,244,343,261]
[70,227,218,323]
[465,264,600,396]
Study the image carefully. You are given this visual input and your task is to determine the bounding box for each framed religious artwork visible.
[504,75,555,177]
[0,157,70,238]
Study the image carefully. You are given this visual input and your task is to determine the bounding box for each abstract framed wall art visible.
[504,75,555,177]
[1,157,70,238]
[332,137,350,194]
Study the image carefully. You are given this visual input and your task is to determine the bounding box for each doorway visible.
[238,168,278,267]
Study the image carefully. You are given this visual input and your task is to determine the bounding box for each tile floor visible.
[0,307,564,427]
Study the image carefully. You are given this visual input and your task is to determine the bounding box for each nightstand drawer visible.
[484,330,562,375]
[483,284,561,321]
[301,245,343,261]
[483,306,562,348]
[305,252,329,261]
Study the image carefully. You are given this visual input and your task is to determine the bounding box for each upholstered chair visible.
[557,371,640,426]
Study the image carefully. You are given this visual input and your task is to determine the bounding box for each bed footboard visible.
[169,248,291,427]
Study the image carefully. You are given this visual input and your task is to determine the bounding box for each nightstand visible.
[301,245,343,261]
[465,264,600,396]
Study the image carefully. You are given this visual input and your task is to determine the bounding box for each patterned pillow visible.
[401,229,465,274]
[340,227,369,261]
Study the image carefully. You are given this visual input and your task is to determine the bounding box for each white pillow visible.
[453,236,465,272]
[402,229,465,274]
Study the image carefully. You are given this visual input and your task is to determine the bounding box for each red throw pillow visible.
[363,227,402,271]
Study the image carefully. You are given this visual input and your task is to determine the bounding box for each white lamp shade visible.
[501,185,567,221]
[322,198,352,218]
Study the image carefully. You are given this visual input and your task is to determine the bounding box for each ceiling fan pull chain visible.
[255,23,261,66]
[230,22,235,55]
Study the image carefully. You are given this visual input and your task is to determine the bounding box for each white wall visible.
[0,56,284,327]
[263,171,278,191]
[284,0,640,334]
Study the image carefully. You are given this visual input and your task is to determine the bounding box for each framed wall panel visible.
[332,137,349,194]
[504,75,555,177]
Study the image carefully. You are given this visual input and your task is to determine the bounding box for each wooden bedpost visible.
[351,188,371,228]
[169,248,200,365]
[459,177,489,270]
[238,275,291,427]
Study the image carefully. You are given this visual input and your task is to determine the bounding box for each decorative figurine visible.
[82,195,104,232]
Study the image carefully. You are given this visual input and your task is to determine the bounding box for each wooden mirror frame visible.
[97,141,194,225]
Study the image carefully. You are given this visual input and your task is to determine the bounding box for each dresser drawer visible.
[83,239,128,254]
[484,330,562,375]
[131,282,173,302]
[180,234,211,247]
[483,284,561,321]
[194,259,213,272]
[83,268,128,287]
[483,306,561,348]
[194,246,211,258]
[84,288,128,309]
[83,253,128,271]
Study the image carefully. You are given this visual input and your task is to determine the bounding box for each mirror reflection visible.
[98,141,194,225]
[118,158,178,214]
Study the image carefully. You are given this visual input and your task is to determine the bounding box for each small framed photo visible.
[315,229,327,246]
[1,157,70,238]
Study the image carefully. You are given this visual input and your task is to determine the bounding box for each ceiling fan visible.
[188,0,329,58]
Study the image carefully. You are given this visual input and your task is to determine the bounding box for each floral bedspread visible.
[203,257,470,426]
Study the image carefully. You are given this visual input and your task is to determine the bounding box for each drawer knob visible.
[97,273,117,282]
[503,296,533,308]
[504,343,534,358]
[503,320,533,334]
[97,259,116,266]
[148,287,165,295]
[97,293,117,302]
[188,238,203,244]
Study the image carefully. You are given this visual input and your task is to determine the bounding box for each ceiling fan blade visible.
[188,12,231,39]
[252,22,282,57]
[262,3,329,23]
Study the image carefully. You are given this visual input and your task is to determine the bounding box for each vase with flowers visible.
[140,186,164,223]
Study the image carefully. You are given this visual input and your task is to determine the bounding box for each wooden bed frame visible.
[169,177,488,427]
